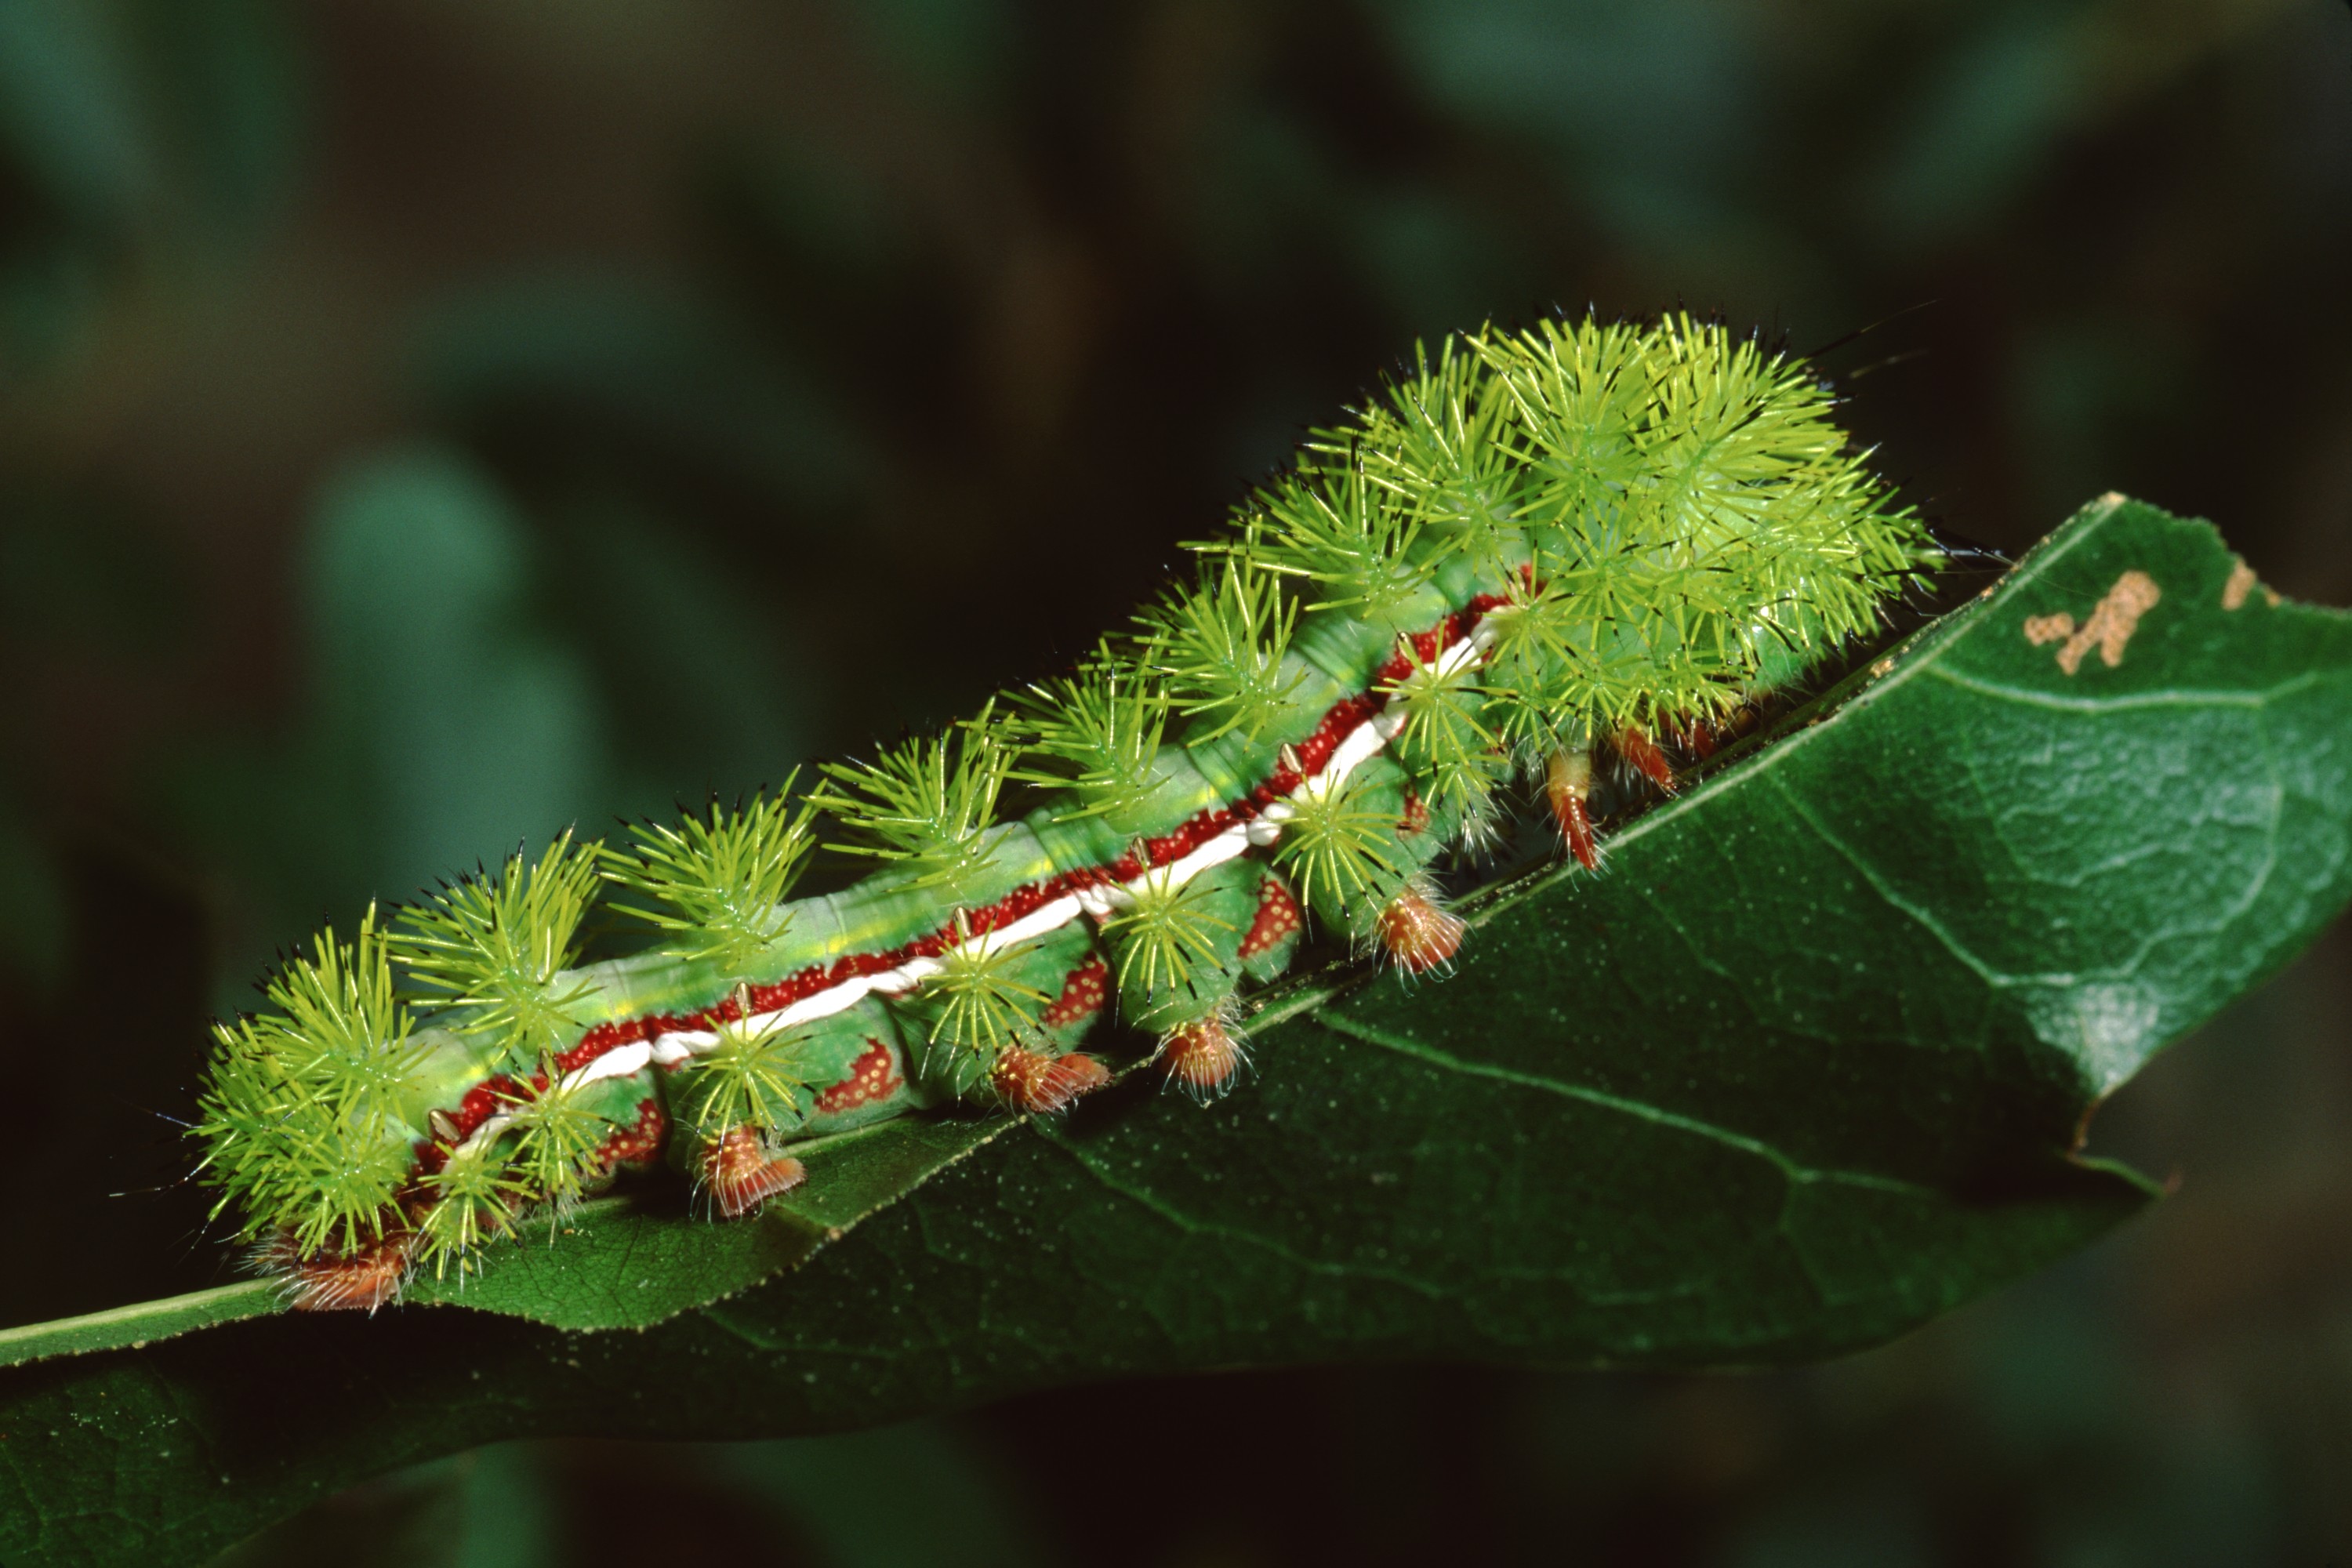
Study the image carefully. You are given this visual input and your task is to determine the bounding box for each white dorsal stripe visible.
[449,628,1482,1161]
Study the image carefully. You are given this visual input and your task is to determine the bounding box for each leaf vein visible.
[1310,1011,1926,1198]
[1037,1130,1456,1301]
[1926,663,2325,714]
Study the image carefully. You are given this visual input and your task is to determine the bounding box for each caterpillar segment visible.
[193,313,1936,1307]
[1235,868,1305,979]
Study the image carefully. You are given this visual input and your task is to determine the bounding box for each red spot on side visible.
[1237,875,1303,963]
[814,1038,904,1114]
[1398,789,1431,837]
[1160,1014,1245,1101]
[268,1229,415,1313]
[1039,956,1110,1031]
[990,1046,1112,1113]
[701,1126,806,1218]
[593,1098,667,1174]
[1376,889,1465,975]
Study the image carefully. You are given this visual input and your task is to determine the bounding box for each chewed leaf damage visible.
[192,313,1937,1306]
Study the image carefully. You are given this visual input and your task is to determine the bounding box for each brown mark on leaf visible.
[2026,570,2161,675]
[2223,558,2258,610]
[2220,557,2277,610]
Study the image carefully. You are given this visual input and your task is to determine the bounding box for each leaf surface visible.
[3,496,2347,1568]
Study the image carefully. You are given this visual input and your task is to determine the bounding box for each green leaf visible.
[401,1115,1014,1329]
[2,495,2346,1568]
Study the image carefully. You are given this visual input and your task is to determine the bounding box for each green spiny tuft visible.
[1144,558,1305,742]
[671,989,821,1142]
[921,916,1051,1067]
[203,1087,416,1258]
[392,832,600,1056]
[411,1148,530,1279]
[1385,643,1506,826]
[1469,569,1598,758]
[1270,771,1402,916]
[1467,314,1650,538]
[1403,312,1927,735]
[1099,862,1235,1002]
[811,702,1016,887]
[1007,641,1171,824]
[496,1076,615,1217]
[194,906,426,1254]
[1244,462,1436,623]
[1347,335,1530,574]
[604,782,819,971]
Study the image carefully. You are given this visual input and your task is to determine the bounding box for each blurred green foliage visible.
[1,0,2348,1562]
[0,0,297,378]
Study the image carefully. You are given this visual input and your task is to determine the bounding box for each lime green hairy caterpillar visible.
[194,312,1935,1312]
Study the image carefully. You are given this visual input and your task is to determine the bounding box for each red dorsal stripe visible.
[495,608,1483,1098]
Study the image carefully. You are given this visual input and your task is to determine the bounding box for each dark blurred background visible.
[2,1,2349,1563]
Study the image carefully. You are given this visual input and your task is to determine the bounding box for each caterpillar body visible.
[195,314,1936,1311]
